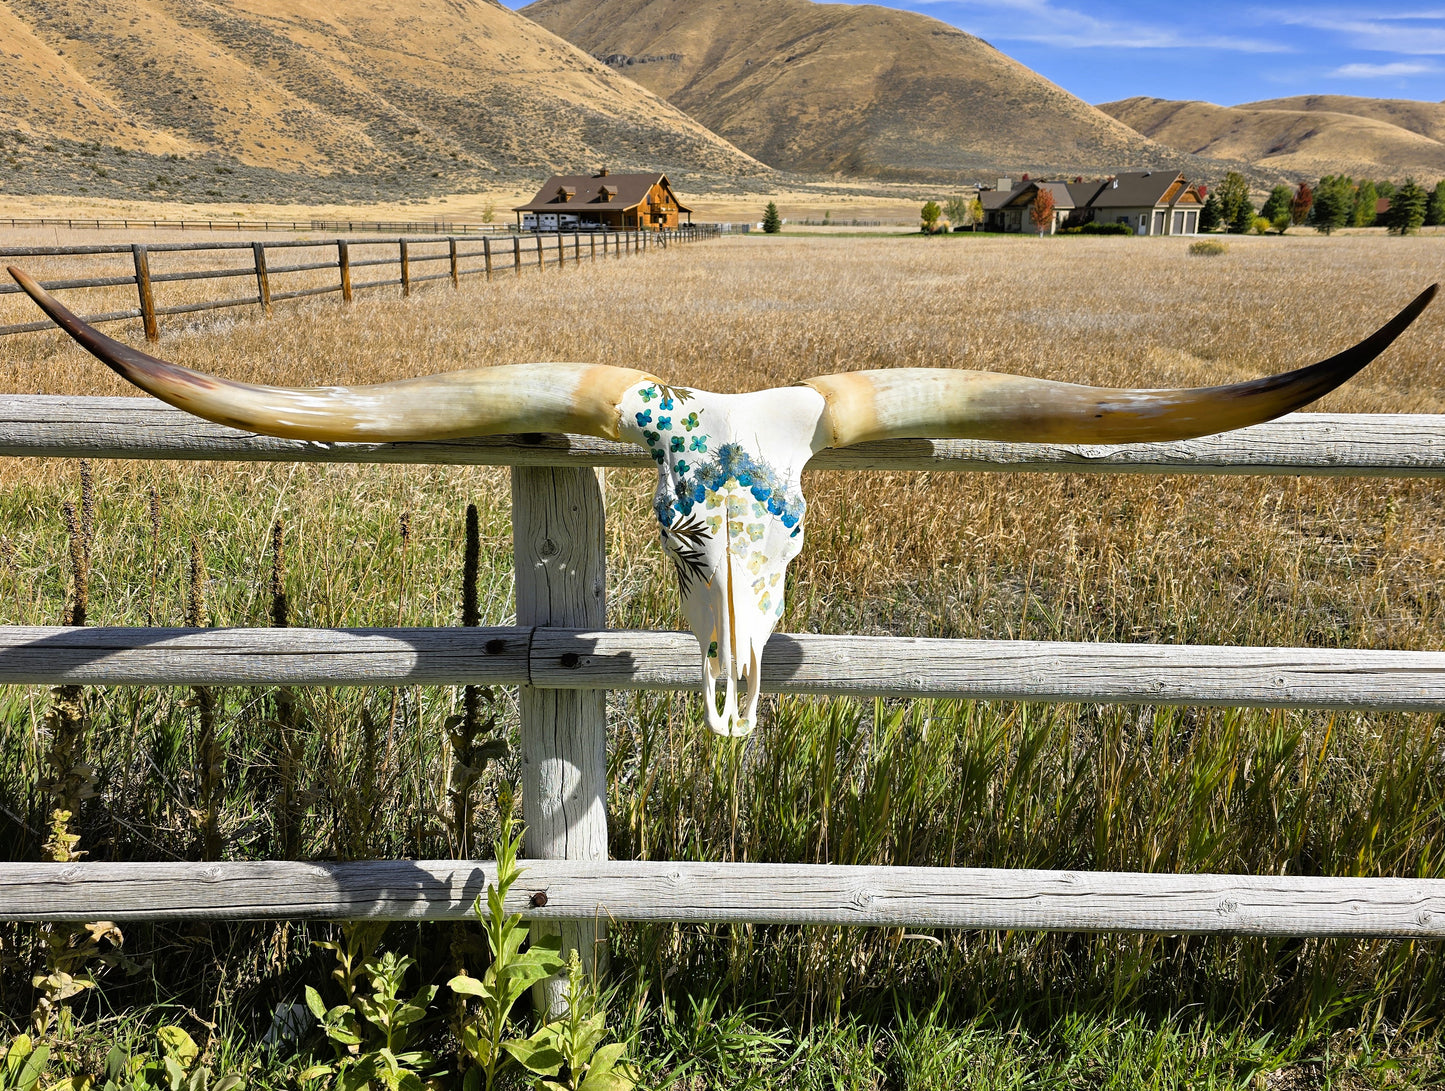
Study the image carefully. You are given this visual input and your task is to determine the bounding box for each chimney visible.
[595,167,610,177]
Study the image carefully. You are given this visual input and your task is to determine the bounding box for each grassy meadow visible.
[2,229,1445,1087]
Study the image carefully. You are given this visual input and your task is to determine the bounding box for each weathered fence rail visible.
[4,860,1444,937]
[2,216,510,235]
[0,400,1442,951]
[0,226,718,339]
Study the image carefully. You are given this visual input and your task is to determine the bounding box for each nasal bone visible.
[700,557,764,737]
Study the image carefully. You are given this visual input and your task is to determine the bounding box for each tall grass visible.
[0,231,1443,1080]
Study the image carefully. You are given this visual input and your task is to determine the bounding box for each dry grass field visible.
[3,230,1445,1086]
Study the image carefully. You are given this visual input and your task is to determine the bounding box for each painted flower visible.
[689,435,708,453]
[651,448,666,464]
[639,387,658,402]
[670,435,685,453]
[635,409,652,427]
[683,413,700,431]
[660,394,675,411]
[747,523,765,542]
[658,416,672,431]
[707,640,718,659]
[644,429,660,446]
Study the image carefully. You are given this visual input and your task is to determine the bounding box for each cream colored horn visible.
[9,266,654,442]
[803,285,1437,449]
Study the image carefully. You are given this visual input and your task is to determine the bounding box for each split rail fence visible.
[0,226,717,339]
[2,406,1445,959]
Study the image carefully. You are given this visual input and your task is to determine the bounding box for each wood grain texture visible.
[1,626,1444,712]
[0,626,529,685]
[512,466,611,1003]
[0,399,1442,475]
[531,629,1445,711]
[3,860,1443,937]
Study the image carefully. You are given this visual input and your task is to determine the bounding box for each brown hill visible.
[521,0,1207,181]
[0,0,763,201]
[1100,97,1445,180]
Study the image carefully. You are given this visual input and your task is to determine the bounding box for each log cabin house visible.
[513,170,693,231]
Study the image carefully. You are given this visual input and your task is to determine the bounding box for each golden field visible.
[4,229,1445,1084]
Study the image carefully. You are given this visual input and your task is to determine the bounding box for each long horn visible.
[803,285,1437,449]
[9,266,654,442]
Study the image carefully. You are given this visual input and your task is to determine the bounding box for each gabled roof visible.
[1005,180,1078,210]
[1088,170,1188,209]
[512,173,692,213]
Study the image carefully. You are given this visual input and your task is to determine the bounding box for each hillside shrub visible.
[1072,221,1132,235]
[1188,239,1228,256]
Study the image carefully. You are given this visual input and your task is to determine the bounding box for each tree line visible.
[1202,172,1445,236]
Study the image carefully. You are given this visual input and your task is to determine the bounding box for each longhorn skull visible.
[9,268,1436,734]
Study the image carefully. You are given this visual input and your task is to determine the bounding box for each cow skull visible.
[9,268,1436,735]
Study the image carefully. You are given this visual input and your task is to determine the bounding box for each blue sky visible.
[504,1,1445,106]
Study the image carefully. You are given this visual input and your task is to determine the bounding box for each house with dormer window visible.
[513,170,693,231]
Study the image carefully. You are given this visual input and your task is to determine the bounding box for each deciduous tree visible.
[1260,185,1292,225]
[1029,187,1056,236]
[920,200,942,234]
[1352,180,1377,227]
[1217,172,1251,230]
[944,194,973,230]
[1290,181,1313,225]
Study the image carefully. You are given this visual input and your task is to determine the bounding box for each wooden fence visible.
[2,405,1445,985]
[0,216,516,235]
[0,226,718,339]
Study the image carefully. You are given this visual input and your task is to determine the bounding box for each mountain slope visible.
[0,0,763,200]
[521,0,1203,181]
[1100,97,1445,179]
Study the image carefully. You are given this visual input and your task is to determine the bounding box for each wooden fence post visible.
[514,236,522,276]
[590,234,596,263]
[131,244,159,342]
[449,238,459,288]
[536,235,544,271]
[399,240,411,298]
[512,466,610,1015]
[252,242,271,315]
[338,240,353,302]
[483,237,492,281]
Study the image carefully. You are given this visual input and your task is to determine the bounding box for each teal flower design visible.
[660,394,675,411]
[644,429,660,446]
[639,387,658,402]
[635,409,652,427]
[670,436,685,453]
[689,435,708,453]
[658,416,672,430]
[674,460,690,476]
[683,412,700,430]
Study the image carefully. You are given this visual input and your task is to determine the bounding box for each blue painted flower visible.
[692,483,707,503]
[635,409,652,427]
[707,640,718,659]
[683,412,700,431]
[652,449,666,464]
[689,435,707,453]
[670,435,685,453]
[660,394,675,411]
[658,416,672,430]
[644,429,660,446]
[750,484,770,503]
[639,387,658,403]
[674,460,690,476]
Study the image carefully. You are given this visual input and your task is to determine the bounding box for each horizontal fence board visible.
[536,630,1445,711]
[1,625,1443,711]
[2,859,1443,936]
[0,398,1442,476]
[0,626,528,685]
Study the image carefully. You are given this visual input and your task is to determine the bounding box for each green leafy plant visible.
[919,201,942,234]
[515,950,635,1091]
[302,924,438,1090]
[0,1036,48,1091]
[95,1027,241,1091]
[448,812,566,1090]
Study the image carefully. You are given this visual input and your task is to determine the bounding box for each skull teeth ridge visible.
[618,382,826,735]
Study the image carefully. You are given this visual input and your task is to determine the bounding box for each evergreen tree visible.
[1198,191,1224,232]
[1217,172,1251,230]
[1228,193,1255,235]
[1426,180,1445,227]
[762,201,781,234]
[1385,178,1428,235]
[1260,185,1292,224]
[1377,180,1398,201]
[1310,176,1351,235]
[1352,180,1378,227]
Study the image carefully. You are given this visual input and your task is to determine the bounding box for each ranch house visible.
[513,170,693,232]
[980,171,1206,236]
[1081,171,1205,236]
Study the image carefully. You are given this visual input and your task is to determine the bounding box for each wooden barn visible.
[513,170,693,232]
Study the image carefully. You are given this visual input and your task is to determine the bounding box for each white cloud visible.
[1329,60,1441,76]
[1268,9,1445,53]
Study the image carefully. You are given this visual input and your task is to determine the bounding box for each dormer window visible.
[550,186,575,203]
